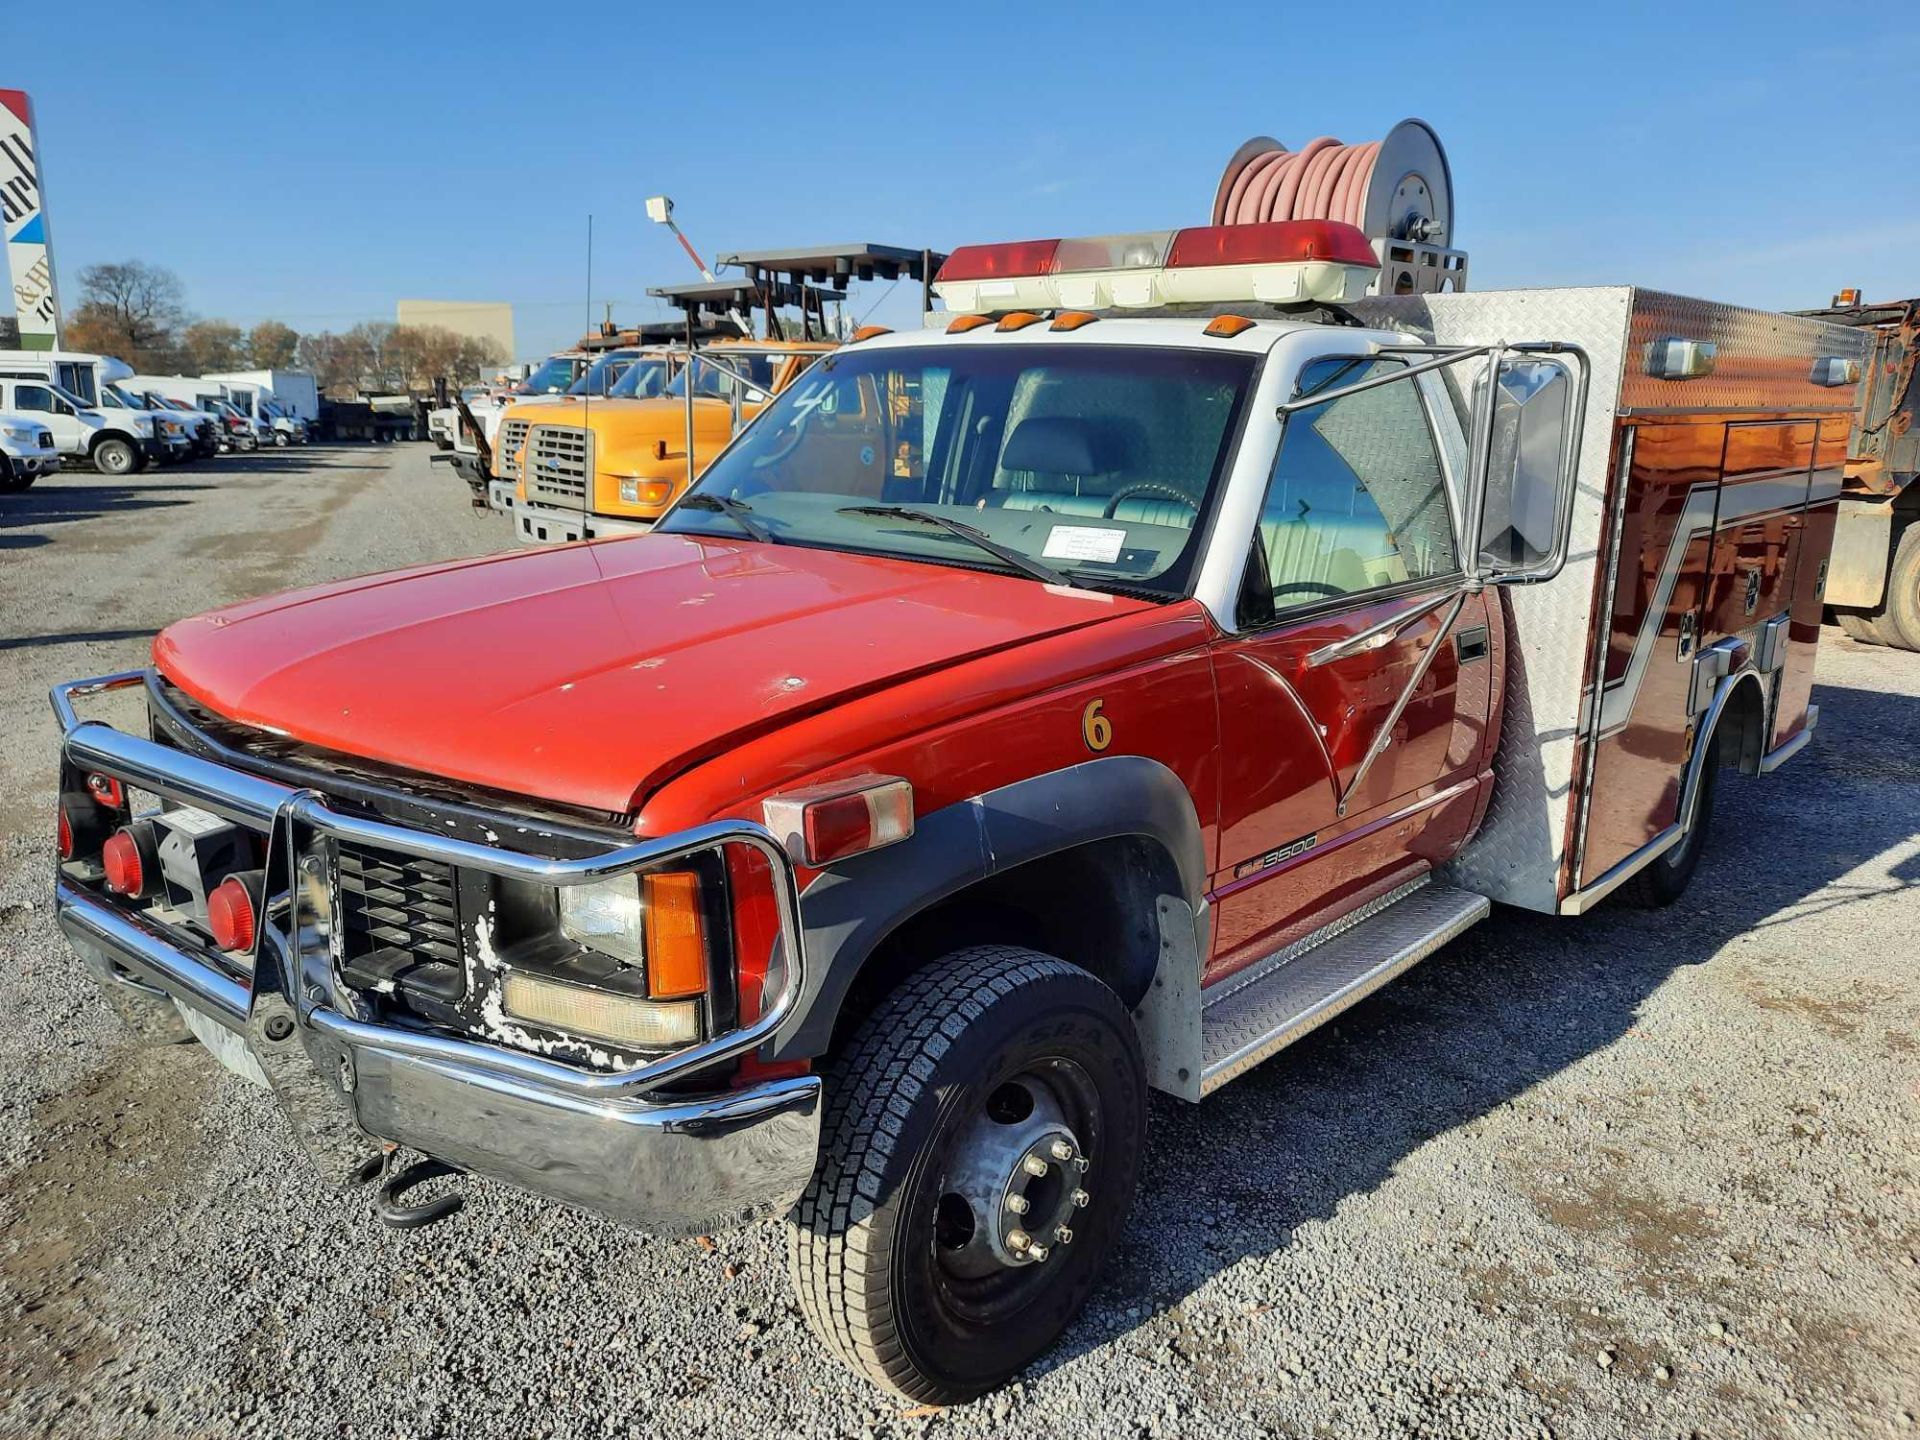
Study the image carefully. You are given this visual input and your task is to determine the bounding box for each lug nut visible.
[1005,1193,1030,1215]
[1022,1155,1049,1178]
[1054,1225,1074,1244]
[1071,1188,1091,1208]
[1008,1228,1032,1252]
[1073,1155,1091,1173]
[1049,1139,1075,1162]
[1027,1243,1050,1262]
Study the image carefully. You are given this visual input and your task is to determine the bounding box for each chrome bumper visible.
[50,672,819,1237]
[513,501,655,546]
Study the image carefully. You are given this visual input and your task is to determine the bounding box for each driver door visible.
[1208,356,1495,981]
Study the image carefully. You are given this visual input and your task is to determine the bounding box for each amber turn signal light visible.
[642,870,708,999]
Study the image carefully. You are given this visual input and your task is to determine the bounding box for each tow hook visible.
[355,1146,467,1230]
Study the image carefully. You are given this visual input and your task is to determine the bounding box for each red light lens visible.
[764,777,915,867]
[1166,220,1379,270]
[103,829,147,896]
[207,876,257,953]
[57,806,74,860]
[936,239,1062,284]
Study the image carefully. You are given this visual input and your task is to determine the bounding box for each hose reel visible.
[1211,119,1467,295]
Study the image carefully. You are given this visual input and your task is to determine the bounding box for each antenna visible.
[581,214,593,510]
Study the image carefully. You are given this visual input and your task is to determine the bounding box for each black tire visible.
[1837,610,1899,646]
[788,946,1146,1403]
[274,430,291,447]
[0,471,32,493]
[1881,524,1920,652]
[91,436,138,476]
[1619,724,1723,907]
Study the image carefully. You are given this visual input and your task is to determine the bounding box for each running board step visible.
[1198,880,1489,1095]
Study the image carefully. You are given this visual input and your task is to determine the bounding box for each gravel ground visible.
[1,446,1915,1439]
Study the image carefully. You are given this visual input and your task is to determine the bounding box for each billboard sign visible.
[1,88,59,351]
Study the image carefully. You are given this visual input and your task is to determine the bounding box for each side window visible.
[14,384,54,414]
[1241,357,1457,624]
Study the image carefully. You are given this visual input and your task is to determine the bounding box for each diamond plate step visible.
[1199,880,1490,1094]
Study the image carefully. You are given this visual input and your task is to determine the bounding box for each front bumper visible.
[487,478,516,513]
[51,673,818,1237]
[141,437,166,461]
[514,500,655,546]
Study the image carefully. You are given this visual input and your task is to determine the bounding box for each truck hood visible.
[153,535,1145,815]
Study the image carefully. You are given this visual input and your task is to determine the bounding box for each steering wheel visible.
[1103,482,1198,519]
[1269,580,1347,601]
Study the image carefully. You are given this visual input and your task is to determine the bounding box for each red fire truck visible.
[50,132,1867,1400]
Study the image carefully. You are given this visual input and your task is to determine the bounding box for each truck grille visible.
[527,425,591,505]
[495,416,532,481]
[336,843,461,968]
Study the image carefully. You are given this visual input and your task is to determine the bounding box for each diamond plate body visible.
[1199,879,1489,1094]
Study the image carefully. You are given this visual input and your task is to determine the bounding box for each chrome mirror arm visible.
[1330,587,1473,817]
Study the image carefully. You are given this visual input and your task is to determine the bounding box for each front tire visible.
[788,947,1146,1403]
[92,437,137,475]
[274,430,291,447]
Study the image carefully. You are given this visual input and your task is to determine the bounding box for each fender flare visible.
[767,754,1209,1061]
[1678,666,1770,830]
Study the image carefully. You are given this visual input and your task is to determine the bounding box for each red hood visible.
[154,536,1145,814]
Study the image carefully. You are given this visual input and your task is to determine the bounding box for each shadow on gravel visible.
[1039,670,1920,1374]
[0,626,158,653]
[0,483,211,535]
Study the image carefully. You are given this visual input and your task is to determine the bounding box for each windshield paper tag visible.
[1042,525,1125,564]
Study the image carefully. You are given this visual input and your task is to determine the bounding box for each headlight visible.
[559,875,644,962]
[1,425,30,442]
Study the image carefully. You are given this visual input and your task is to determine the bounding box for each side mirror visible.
[1469,352,1584,585]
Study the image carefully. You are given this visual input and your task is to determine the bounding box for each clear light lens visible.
[619,478,640,504]
[502,972,700,1049]
[559,876,644,962]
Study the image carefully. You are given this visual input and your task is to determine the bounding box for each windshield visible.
[664,353,779,401]
[518,357,580,394]
[567,352,638,397]
[102,383,147,411]
[607,358,673,399]
[657,343,1255,597]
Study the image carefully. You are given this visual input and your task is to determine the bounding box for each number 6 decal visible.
[1082,698,1112,752]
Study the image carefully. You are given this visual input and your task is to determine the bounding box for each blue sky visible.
[11,0,1917,359]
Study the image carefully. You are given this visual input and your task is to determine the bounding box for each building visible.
[395,299,514,358]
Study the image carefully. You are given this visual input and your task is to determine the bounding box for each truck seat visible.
[1259,517,1407,596]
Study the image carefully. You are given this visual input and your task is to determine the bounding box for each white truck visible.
[128,375,254,454]
[212,382,303,447]
[0,407,58,491]
[206,369,319,425]
[0,371,155,475]
[0,349,192,468]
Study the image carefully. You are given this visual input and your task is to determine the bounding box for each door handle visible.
[1454,626,1490,664]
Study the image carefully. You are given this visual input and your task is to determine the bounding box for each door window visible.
[1241,358,1457,624]
[12,384,55,413]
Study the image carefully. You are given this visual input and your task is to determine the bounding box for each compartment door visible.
[1578,421,1726,884]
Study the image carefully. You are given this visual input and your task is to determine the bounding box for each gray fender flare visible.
[767,754,1209,1061]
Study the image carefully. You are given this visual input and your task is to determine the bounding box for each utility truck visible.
[0,372,155,474]
[1791,292,1920,649]
[0,408,57,490]
[49,121,1866,1402]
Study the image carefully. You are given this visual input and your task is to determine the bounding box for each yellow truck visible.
[508,339,834,545]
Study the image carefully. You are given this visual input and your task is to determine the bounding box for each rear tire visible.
[1882,525,1920,652]
[1619,725,1723,907]
[788,946,1146,1403]
[92,437,137,476]
[274,430,291,448]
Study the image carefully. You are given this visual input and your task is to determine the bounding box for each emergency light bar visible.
[935,221,1380,315]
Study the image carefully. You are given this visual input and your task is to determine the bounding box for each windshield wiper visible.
[837,505,1086,589]
[677,492,779,545]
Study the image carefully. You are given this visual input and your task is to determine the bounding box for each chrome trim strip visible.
[1758,703,1818,775]
[1558,825,1683,915]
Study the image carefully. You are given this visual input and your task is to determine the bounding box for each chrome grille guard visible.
[52,671,808,1102]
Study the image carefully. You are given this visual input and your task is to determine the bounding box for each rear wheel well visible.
[1716,673,1769,774]
[824,835,1179,1058]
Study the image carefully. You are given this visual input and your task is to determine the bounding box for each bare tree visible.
[65,260,188,369]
